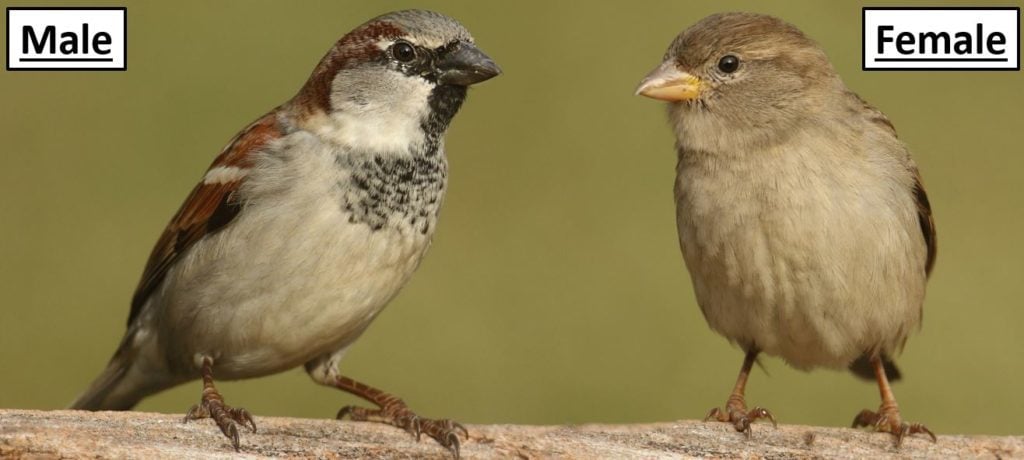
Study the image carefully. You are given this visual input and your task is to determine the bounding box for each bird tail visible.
[69,332,172,410]
[848,354,902,382]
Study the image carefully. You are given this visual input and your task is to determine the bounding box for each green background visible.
[1,0,1022,437]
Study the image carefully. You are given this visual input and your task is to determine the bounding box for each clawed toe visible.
[183,357,258,451]
[705,405,777,438]
[338,403,468,458]
[324,375,469,457]
[449,420,470,439]
[184,400,258,451]
[184,403,207,423]
[421,418,469,458]
[853,408,936,447]
[230,407,258,433]
[749,407,777,427]
[704,351,777,439]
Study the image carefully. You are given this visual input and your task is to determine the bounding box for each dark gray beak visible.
[436,42,501,86]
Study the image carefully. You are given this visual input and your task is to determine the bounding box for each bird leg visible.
[704,350,777,438]
[183,356,257,451]
[327,375,468,459]
[852,355,936,447]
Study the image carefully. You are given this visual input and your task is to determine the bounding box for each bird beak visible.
[436,42,502,86]
[635,61,703,102]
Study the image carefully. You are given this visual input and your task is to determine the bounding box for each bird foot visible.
[184,393,257,451]
[704,398,777,438]
[338,401,468,458]
[852,406,936,447]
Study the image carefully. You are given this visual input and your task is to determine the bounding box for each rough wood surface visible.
[0,409,1020,459]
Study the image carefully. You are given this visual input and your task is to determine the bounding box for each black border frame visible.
[6,6,127,71]
[862,6,1020,72]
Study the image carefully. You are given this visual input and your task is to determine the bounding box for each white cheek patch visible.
[203,166,248,185]
[322,71,435,155]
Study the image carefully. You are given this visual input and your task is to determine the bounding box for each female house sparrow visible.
[70,10,499,457]
[636,13,936,446]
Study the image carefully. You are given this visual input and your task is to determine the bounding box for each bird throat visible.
[421,84,466,156]
[333,84,464,235]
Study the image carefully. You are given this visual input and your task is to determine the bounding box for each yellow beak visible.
[635,61,703,102]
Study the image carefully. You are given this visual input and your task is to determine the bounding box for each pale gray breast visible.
[673,123,926,367]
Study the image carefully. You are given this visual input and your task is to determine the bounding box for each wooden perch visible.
[0,409,1020,458]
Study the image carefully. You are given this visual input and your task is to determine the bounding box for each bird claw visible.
[184,397,257,451]
[184,403,207,423]
[750,407,778,428]
[705,402,777,439]
[338,402,468,458]
[229,407,258,434]
[421,418,466,459]
[853,407,936,447]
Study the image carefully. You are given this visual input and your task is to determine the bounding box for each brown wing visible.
[911,168,937,277]
[127,112,285,325]
[847,90,937,277]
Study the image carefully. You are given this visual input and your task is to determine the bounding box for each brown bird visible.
[70,10,499,458]
[636,12,936,446]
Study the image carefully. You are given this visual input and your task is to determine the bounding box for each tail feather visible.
[69,331,171,410]
[849,354,902,382]
[69,353,136,410]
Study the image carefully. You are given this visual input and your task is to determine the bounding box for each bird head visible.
[636,13,841,150]
[292,10,501,149]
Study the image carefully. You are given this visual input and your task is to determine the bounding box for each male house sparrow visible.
[636,13,936,446]
[70,10,499,457]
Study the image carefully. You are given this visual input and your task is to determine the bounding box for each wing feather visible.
[911,168,937,277]
[847,90,937,277]
[127,112,285,325]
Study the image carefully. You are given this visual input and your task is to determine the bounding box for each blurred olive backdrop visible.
[1,0,1022,436]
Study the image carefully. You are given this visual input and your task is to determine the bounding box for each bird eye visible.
[717,55,740,73]
[392,41,416,63]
